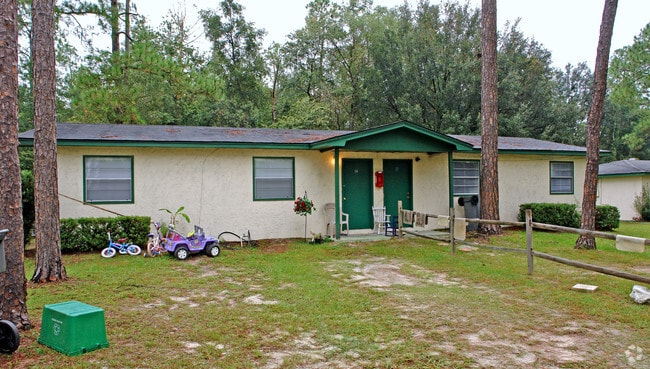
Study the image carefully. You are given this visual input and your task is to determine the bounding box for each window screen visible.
[84,156,133,203]
[453,160,480,195]
[550,161,574,194]
[253,157,294,200]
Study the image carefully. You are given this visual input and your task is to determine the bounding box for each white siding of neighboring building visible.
[598,175,648,220]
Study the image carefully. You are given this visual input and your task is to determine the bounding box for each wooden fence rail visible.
[532,251,650,284]
[396,202,650,285]
[531,221,650,245]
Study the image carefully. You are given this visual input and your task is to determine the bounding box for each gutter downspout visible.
[448,151,454,208]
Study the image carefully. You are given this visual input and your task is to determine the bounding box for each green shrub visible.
[60,216,150,253]
[595,205,620,231]
[518,203,621,230]
[517,203,580,228]
[633,184,650,221]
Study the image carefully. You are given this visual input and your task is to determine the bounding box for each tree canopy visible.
[608,23,650,159]
[14,0,649,159]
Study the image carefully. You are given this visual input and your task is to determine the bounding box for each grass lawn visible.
[2,222,650,368]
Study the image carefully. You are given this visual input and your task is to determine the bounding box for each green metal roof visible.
[311,121,474,152]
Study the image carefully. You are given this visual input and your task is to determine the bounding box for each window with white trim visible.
[253,157,294,200]
[550,161,574,194]
[84,156,134,203]
[453,160,480,195]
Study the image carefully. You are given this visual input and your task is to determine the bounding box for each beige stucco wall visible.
[59,146,338,239]
[598,175,648,220]
[58,147,447,239]
[452,153,586,222]
[57,146,586,239]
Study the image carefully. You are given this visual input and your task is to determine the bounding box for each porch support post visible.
[447,151,454,208]
[334,148,341,239]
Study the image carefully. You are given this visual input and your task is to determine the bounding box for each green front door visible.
[342,159,373,229]
[383,159,413,217]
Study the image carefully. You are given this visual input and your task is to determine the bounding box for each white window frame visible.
[453,160,480,196]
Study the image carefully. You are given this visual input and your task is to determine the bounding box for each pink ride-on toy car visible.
[163,225,220,260]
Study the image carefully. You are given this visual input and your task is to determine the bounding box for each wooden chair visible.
[385,214,398,236]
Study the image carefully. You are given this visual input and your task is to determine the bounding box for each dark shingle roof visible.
[19,123,352,145]
[599,159,650,176]
[449,135,588,153]
[19,122,590,155]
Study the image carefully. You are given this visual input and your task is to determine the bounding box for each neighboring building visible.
[19,121,591,239]
[598,159,650,220]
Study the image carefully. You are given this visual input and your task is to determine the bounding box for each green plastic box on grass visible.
[38,300,109,356]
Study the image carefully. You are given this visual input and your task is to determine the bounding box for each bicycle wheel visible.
[146,241,156,257]
[101,247,116,258]
[127,244,141,256]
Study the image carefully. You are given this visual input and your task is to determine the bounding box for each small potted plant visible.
[159,206,191,240]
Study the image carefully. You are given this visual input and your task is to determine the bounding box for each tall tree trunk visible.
[111,0,120,54]
[0,0,31,328]
[479,0,501,235]
[31,0,67,282]
[271,71,278,124]
[124,0,131,53]
[576,0,618,250]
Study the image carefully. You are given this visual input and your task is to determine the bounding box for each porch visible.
[328,228,451,243]
[311,122,475,240]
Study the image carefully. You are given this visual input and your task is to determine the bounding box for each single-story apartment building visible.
[598,159,650,220]
[19,121,590,239]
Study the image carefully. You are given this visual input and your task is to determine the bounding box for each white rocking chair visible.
[372,206,391,235]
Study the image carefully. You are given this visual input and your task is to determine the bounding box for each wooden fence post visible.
[450,207,455,255]
[526,209,533,275]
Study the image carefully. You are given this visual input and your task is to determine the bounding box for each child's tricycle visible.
[163,225,220,260]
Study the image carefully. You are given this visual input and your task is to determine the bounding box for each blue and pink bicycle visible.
[100,231,142,258]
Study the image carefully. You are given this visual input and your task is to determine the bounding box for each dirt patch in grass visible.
[257,238,296,254]
[320,257,631,368]
[261,244,289,254]
[632,265,650,274]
